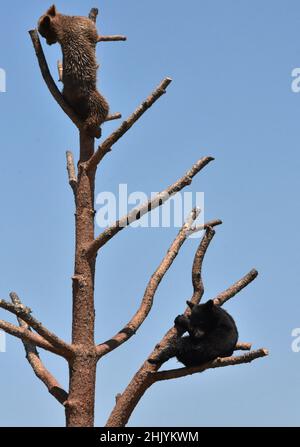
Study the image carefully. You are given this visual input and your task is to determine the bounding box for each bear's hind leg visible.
[148,344,177,365]
[84,90,109,137]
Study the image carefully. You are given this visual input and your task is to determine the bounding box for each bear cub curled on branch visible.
[149,300,238,367]
[38,5,109,137]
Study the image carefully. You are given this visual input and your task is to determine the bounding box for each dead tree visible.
[0,8,268,427]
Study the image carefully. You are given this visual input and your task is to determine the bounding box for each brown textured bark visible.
[106,361,157,427]
[98,35,127,42]
[9,292,69,405]
[65,132,98,426]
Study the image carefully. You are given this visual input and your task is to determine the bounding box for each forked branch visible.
[0,319,66,356]
[0,299,72,356]
[97,213,221,357]
[105,236,266,427]
[10,293,68,405]
[235,342,252,351]
[88,7,127,42]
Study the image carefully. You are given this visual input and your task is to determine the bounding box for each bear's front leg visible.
[174,314,190,333]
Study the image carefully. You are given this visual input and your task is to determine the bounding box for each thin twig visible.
[66,151,77,194]
[235,342,252,351]
[86,156,214,257]
[105,112,122,122]
[189,220,222,234]
[98,35,127,42]
[86,77,173,171]
[10,293,68,405]
[188,219,222,235]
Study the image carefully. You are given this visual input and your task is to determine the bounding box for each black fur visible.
[149,300,238,367]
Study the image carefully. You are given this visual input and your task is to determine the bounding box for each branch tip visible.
[66,150,77,194]
[98,35,127,42]
[213,268,259,307]
[152,348,269,382]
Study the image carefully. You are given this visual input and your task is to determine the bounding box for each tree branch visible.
[188,219,222,235]
[0,299,73,356]
[213,268,258,307]
[86,156,214,258]
[57,60,63,82]
[191,226,216,303]
[105,112,122,122]
[152,349,269,382]
[98,35,127,42]
[86,77,173,171]
[105,347,267,427]
[0,319,67,356]
[66,151,77,194]
[147,225,217,365]
[97,213,221,357]
[29,29,101,138]
[235,342,252,351]
[9,293,68,405]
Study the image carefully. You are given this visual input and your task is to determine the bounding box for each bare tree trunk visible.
[66,355,97,426]
[65,132,98,427]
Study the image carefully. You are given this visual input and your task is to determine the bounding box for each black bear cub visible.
[149,300,238,367]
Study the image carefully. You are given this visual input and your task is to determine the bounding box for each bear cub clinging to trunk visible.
[149,300,238,367]
[38,5,109,137]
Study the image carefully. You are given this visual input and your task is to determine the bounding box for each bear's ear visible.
[46,5,57,17]
[186,300,194,310]
[206,299,215,308]
[39,15,51,29]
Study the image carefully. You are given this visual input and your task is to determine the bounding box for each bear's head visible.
[186,299,218,330]
[38,5,59,45]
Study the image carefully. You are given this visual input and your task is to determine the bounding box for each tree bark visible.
[66,354,97,426]
[106,361,156,427]
[65,132,98,427]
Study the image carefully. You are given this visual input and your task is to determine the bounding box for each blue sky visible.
[0,0,300,427]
